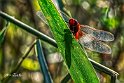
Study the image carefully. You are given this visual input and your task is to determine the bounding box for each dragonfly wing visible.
[36,11,48,25]
[79,34,111,54]
[37,10,71,24]
[80,25,114,41]
[60,11,71,23]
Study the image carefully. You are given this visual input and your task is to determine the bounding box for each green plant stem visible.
[2,41,36,83]
[0,11,57,47]
[89,58,119,77]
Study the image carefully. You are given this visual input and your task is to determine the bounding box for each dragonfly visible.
[36,11,114,54]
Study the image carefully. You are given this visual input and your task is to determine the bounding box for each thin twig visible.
[2,41,36,83]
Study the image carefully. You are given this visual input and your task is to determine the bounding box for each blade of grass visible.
[38,0,99,83]
[35,39,53,83]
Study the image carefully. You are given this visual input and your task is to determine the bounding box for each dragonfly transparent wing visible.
[36,11,48,25]
[37,10,70,24]
[79,34,111,54]
[80,25,114,41]
[60,11,71,23]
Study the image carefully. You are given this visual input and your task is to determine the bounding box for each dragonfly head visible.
[69,18,78,26]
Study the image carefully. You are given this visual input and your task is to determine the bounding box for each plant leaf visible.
[38,0,99,83]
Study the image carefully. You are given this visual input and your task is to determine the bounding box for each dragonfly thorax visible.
[69,18,78,26]
[69,18,80,36]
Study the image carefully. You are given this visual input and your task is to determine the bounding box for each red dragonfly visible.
[37,11,114,54]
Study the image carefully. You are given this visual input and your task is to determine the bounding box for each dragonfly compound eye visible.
[69,18,75,25]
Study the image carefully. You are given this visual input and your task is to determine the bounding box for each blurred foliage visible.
[21,58,40,71]
[0,0,124,83]
[100,7,120,30]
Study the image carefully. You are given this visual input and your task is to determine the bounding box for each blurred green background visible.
[0,0,124,83]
